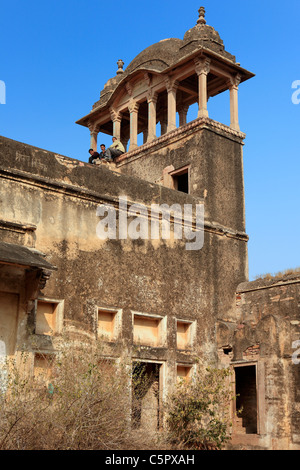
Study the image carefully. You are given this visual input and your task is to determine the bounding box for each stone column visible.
[123,138,129,153]
[165,77,179,133]
[160,118,168,135]
[178,104,189,127]
[229,74,241,131]
[143,129,148,144]
[195,58,211,118]
[88,123,100,151]
[110,108,123,140]
[128,100,140,150]
[159,95,168,135]
[147,90,158,142]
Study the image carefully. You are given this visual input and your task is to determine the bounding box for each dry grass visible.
[0,344,166,450]
[0,344,233,450]
[254,267,300,281]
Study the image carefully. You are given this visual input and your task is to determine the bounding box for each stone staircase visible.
[234,417,246,434]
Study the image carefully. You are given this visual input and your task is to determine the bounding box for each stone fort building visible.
[0,7,299,450]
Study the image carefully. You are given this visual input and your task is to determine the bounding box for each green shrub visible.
[165,366,234,450]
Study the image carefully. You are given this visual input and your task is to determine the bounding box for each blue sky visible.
[0,0,299,280]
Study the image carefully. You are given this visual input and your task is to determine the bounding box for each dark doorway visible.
[235,365,258,434]
[132,362,160,431]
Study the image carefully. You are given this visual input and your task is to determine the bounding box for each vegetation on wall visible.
[0,345,234,450]
[164,366,234,450]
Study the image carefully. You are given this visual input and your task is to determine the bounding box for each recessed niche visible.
[177,364,193,382]
[36,301,57,336]
[176,320,194,350]
[133,314,165,347]
[98,309,121,342]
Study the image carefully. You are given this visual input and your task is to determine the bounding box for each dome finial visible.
[197,6,206,25]
[116,59,124,75]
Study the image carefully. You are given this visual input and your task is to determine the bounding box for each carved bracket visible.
[228,74,242,90]
[144,72,152,87]
[125,82,133,97]
[88,121,100,135]
[109,107,123,122]
[147,89,158,104]
[128,100,140,114]
[164,77,179,93]
[194,57,211,76]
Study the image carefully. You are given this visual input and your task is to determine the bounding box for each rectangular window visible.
[169,165,190,194]
[134,315,160,347]
[176,320,194,350]
[177,364,193,382]
[35,298,64,336]
[97,308,121,342]
[133,313,166,347]
[35,301,57,336]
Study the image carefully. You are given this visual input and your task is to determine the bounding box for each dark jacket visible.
[89,152,100,164]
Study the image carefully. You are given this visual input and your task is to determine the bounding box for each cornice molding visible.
[117,116,246,164]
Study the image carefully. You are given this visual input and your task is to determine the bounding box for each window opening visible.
[169,166,190,194]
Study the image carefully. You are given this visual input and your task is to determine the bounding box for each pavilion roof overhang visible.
[76,45,254,130]
[0,241,57,272]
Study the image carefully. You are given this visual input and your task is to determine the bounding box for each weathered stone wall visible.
[117,118,247,233]
[1,132,298,449]
[218,274,300,450]
[0,134,248,385]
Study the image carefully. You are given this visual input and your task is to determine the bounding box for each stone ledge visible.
[116,116,246,167]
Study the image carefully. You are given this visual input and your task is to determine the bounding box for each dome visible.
[180,7,236,63]
[92,7,237,110]
[124,38,183,75]
[182,23,224,49]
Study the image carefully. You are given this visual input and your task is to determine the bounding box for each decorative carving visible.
[109,107,123,122]
[128,100,140,114]
[25,268,52,304]
[229,74,242,90]
[39,269,52,291]
[125,82,133,97]
[87,121,100,135]
[164,77,179,93]
[194,57,211,76]
[177,104,189,115]
[197,6,206,25]
[147,89,158,103]
[144,72,152,87]
[116,59,124,75]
